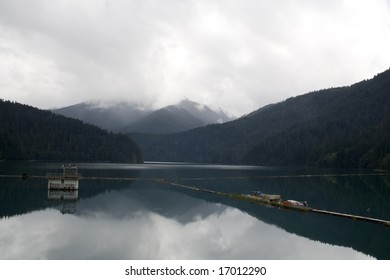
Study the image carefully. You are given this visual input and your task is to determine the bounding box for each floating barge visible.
[46,164,80,190]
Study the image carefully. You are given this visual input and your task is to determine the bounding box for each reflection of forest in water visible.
[181,172,390,260]
[1,162,390,259]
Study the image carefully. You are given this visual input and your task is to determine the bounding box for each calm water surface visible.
[1,161,389,259]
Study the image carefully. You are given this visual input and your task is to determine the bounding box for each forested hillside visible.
[132,68,390,169]
[0,100,143,163]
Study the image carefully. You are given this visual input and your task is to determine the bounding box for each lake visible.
[1,161,389,259]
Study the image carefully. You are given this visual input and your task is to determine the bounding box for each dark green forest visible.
[0,100,143,163]
[131,68,390,169]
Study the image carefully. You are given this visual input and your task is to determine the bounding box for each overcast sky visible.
[1,0,390,116]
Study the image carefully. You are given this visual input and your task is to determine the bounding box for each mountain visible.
[51,101,149,132]
[0,99,143,163]
[122,100,232,134]
[176,99,231,124]
[52,99,233,134]
[122,105,204,134]
[131,68,390,169]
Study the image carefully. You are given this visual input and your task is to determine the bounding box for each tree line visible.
[0,100,143,163]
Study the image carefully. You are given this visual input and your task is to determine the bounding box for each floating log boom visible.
[311,209,390,227]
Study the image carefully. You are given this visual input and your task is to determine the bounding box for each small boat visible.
[283,200,304,206]
[47,164,80,190]
[282,199,310,211]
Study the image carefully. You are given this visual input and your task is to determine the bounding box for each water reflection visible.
[47,189,78,214]
[0,161,388,259]
[0,189,372,260]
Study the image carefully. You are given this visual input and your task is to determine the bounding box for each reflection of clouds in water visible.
[0,207,373,260]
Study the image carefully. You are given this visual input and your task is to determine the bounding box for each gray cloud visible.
[1,0,390,116]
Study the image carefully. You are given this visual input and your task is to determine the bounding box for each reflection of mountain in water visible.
[1,163,390,259]
[77,183,228,224]
[0,172,220,222]
[68,174,390,259]
[196,192,390,259]
[76,174,390,259]
[0,178,48,217]
[173,174,390,260]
